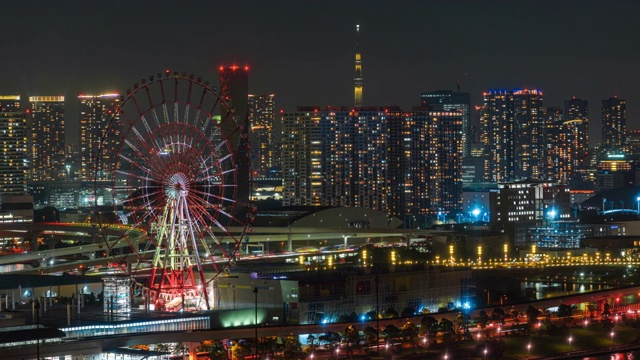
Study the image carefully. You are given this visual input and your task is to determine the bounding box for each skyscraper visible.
[601,96,626,148]
[543,107,564,181]
[219,65,250,209]
[0,96,28,195]
[513,89,544,180]
[420,90,471,156]
[29,96,65,182]
[482,90,515,182]
[248,94,276,177]
[78,94,120,181]
[353,24,363,107]
[282,105,463,225]
[563,97,590,177]
[282,107,388,210]
[481,89,546,182]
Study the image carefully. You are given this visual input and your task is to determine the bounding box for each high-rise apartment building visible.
[78,94,120,181]
[601,97,626,148]
[420,90,471,156]
[248,94,276,177]
[282,106,463,225]
[513,90,544,180]
[282,107,388,211]
[0,96,28,195]
[543,107,563,181]
[481,89,546,182]
[388,107,464,223]
[481,90,515,182]
[563,97,590,179]
[29,96,65,182]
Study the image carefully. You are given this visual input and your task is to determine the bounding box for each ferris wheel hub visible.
[165,172,189,199]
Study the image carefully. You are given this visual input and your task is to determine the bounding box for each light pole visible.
[35,299,40,360]
[636,196,640,213]
[526,342,531,359]
[603,197,607,213]
[375,276,380,352]
[253,287,258,359]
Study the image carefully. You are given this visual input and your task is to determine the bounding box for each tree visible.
[557,304,573,319]
[603,302,612,317]
[283,335,303,360]
[477,310,489,329]
[382,324,401,343]
[363,326,378,347]
[420,315,437,335]
[439,318,455,343]
[509,307,520,324]
[319,331,342,353]
[491,308,505,324]
[401,321,419,348]
[307,334,317,353]
[525,305,540,325]
[344,325,360,358]
[231,342,251,360]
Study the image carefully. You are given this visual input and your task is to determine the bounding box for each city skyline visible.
[2,0,639,146]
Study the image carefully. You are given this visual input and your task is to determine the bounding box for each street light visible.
[526,342,531,359]
[636,196,640,213]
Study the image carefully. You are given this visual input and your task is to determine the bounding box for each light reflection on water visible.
[521,281,609,300]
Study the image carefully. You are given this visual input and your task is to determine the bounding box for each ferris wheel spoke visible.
[115,169,157,183]
[118,153,153,175]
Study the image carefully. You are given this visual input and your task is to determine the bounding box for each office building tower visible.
[248,94,276,177]
[0,96,28,195]
[29,96,65,182]
[543,107,564,181]
[353,24,363,107]
[481,90,515,182]
[601,97,626,148]
[420,90,471,156]
[78,94,120,181]
[219,65,251,209]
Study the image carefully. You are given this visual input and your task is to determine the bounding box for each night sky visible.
[4,0,640,145]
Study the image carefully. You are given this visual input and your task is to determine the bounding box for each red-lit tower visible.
[219,65,252,225]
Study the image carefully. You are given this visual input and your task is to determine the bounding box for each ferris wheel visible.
[94,70,252,311]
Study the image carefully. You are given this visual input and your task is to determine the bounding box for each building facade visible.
[420,90,471,156]
[282,106,462,225]
[29,96,65,182]
[248,94,276,177]
[601,96,626,149]
[0,96,28,195]
[78,94,120,181]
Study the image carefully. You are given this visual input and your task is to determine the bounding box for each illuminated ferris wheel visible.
[95,70,251,311]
